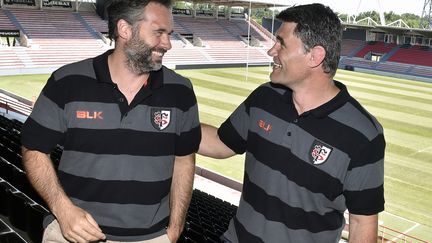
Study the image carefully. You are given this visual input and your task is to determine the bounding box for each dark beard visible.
[124,35,163,75]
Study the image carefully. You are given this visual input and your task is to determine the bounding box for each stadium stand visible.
[388,44,432,66]
[354,41,397,58]
[163,39,212,65]
[0,9,19,47]
[340,40,432,79]
[170,16,271,64]
[341,39,365,57]
[410,65,432,77]
[375,61,412,74]
[5,8,109,68]
[77,10,108,35]
[0,49,24,69]
[0,9,274,72]
[340,57,377,69]
[0,9,16,30]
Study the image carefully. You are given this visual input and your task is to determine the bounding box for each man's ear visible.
[308,45,326,68]
[117,19,132,41]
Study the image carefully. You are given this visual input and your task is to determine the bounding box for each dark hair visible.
[276,3,342,76]
[107,0,172,40]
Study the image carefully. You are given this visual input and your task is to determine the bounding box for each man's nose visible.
[161,34,172,51]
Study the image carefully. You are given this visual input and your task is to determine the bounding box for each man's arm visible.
[22,147,106,242]
[167,153,196,242]
[348,213,378,243]
[198,123,236,159]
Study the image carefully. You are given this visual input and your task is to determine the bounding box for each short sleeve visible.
[218,100,250,155]
[21,75,67,153]
[343,134,385,215]
[174,91,201,156]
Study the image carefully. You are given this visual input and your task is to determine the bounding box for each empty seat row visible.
[178,190,237,242]
[0,180,48,243]
[0,231,27,243]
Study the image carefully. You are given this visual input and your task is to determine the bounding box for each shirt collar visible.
[280,81,350,118]
[93,49,113,85]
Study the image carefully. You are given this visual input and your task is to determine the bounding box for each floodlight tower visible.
[376,0,386,25]
[420,0,432,29]
[353,0,386,25]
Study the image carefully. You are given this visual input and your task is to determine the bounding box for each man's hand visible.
[55,203,106,243]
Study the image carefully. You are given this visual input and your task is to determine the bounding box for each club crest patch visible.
[309,140,333,165]
[151,108,171,131]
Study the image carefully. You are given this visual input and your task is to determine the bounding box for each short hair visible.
[107,0,172,40]
[276,3,342,76]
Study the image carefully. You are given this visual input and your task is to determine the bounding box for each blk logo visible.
[258,119,272,132]
[76,111,103,120]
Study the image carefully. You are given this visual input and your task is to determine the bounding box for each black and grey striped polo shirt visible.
[21,50,201,241]
[218,81,385,243]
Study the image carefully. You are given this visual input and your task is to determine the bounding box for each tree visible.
[357,11,380,23]
[385,11,401,23]
[401,13,421,28]
[249,8,279,25]
[343,10,421,28]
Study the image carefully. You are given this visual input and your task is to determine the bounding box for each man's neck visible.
[108,51,150,104]
[291,78,339,116]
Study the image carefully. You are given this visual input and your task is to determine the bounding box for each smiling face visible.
[123,2,173,74]
[267,22,311,88]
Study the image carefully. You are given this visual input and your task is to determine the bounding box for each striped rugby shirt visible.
[218,81,385,243]
[21,50,201,241]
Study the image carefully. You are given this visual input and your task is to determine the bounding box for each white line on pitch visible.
[383,211,418,224]
[410,145,432,156]
[390,223,420,242]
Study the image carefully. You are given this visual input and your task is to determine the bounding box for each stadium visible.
[0,0,431,242]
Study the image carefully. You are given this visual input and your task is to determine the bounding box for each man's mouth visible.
[273,62,282,69]
[152,50,165,57]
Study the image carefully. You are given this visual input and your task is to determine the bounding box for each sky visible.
[265,0,426,16]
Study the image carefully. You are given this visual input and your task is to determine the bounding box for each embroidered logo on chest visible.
[258,119,272,132]
[151,108,171,131]
[76,111,103,120]
[309,140,333,165]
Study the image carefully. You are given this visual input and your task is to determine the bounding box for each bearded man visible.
[20,1,201,242]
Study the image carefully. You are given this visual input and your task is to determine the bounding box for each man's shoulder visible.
[254,81,288,95]
[334,97,384,140]
[162,66,193,89]
[248,82,289,100]
[52,57,96,82]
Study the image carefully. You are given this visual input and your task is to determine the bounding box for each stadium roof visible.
[178,0,289,7]
[375,26,432,38]
[342,23,432,38]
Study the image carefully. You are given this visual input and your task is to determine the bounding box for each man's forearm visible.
[349,214,378,243]
[22,147,73,215]
[199,123,235,159]
[22,147,106,242]
[168,154,196,239]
